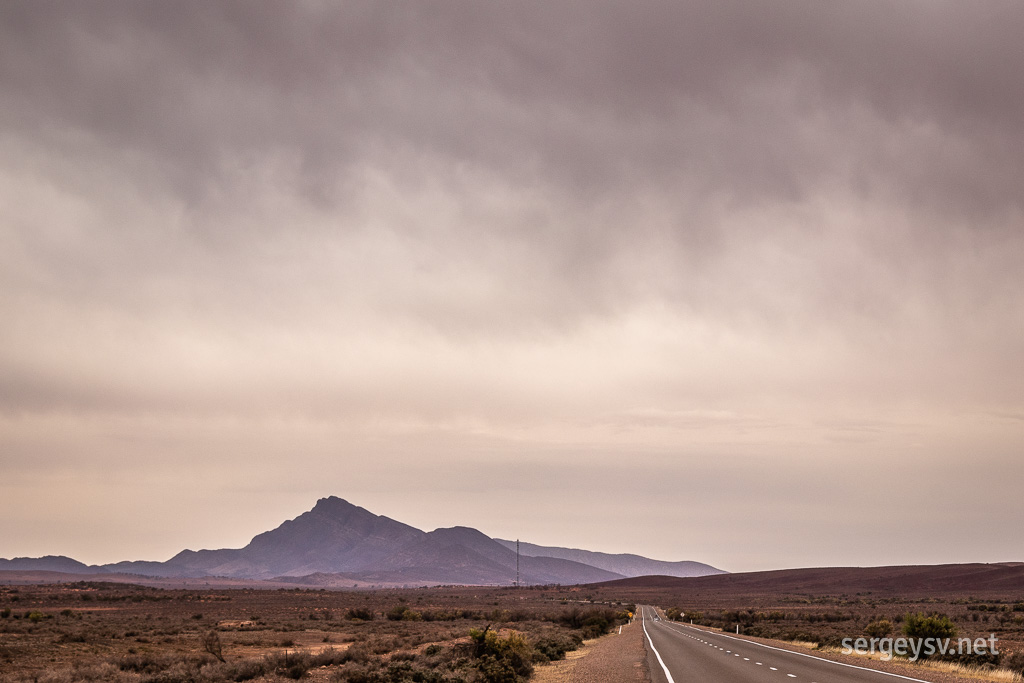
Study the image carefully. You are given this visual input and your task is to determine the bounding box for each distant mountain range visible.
[494,539,720,579]
[0,496,724,586]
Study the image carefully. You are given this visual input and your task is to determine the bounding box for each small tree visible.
[202,629,226,662]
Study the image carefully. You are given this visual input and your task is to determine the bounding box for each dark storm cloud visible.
[4,1,1023,210]
[2,1,1023,569]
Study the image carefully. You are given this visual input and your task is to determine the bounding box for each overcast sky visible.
[2,1,1023,573]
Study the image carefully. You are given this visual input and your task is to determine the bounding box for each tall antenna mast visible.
[516,539,520,588]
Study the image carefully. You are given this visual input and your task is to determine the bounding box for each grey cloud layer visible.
[3,0,1021,411]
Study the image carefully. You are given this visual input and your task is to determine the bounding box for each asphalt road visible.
[639,605,931,683]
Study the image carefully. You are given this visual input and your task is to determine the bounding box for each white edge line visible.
[642,607,676,683]
[658,621,930,683]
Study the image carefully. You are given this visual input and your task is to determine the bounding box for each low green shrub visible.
[469,627,533,682]
[386,605,409,621]
[530,632,581,662]
[346,607,375,621]
[864,619,893,638]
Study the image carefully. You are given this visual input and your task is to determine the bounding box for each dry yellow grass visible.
[530,639,597,683]
[803,644,1023,683]
[915,659,1023,683]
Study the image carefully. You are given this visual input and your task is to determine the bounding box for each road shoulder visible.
[532,621,649,683]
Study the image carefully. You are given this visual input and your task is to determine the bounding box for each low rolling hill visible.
[591,562,1024,597]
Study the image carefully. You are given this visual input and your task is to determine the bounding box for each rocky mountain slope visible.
[1,496,721,586]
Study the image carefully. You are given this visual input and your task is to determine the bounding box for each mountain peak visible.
[311,493,356,509]
[310,496,374,520]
